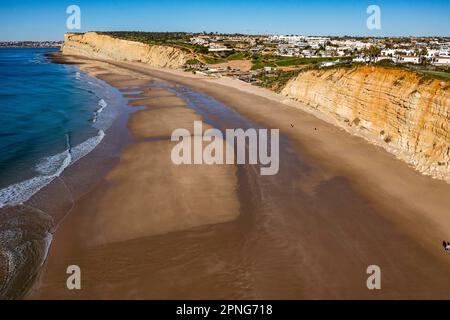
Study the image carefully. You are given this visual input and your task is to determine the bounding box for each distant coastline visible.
[0,41,63,48]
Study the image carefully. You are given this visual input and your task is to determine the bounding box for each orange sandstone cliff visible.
[62,32,192,69]
[282,66,450,181]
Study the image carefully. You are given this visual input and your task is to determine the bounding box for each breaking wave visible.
[0,130,105,208]
[92,98,107,123]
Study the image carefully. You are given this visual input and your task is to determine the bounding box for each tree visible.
[419,48,428,65]
[363,45,382,63]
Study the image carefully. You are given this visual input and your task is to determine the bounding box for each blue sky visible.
[0,0,449,41]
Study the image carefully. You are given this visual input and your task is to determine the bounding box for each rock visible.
[62,32,192,69]
[281,66,450,180]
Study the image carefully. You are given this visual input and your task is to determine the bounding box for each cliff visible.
[62,32,192,69]
[281,66,450,181]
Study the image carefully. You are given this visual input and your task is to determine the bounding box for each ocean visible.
[0,48,122,208]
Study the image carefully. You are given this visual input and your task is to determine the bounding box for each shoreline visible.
[0,53,133,299]
[2,52,449,299]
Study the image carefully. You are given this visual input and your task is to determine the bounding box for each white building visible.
[208,44,232,52]
[295,41,310,48]
[276,44,301,57]
[250,45,264,53]
[426,49,440,58]
[432,57,450,65]
[320,61,337,67]
[381,49,397,57]
[321,50,336,57]
[302,50,314,57]
[397,56,420,64]
[353,56,368,63]
[190,36,210,45]
[270,35,306,44]
[305,36,330,46]
[439,45,450,57]
[377,57,396,63]
[395,49,415,56]
[331,39,370,50]
[336,49,348,56]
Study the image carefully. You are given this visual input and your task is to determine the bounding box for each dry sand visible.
[129,107,207,138]
[28,55,450,299]
[208,60,253,72]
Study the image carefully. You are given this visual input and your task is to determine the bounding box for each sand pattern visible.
[25,55,450,300]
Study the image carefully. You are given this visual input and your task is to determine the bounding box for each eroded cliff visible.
[62,32,192,69]
[282,66,450,181]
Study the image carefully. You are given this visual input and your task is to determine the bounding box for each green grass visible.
[255,70,303,92]
[374,59,450,82]
[250,55,345,70]
[226,51,253,60]
[251,60,276,70]
[274,57,338,67]
[418,70,450,82]
[185,59,201,65]
[99,31,191,44]
[201,53,337,69]
[98,31,206,54]
[199,49,244,64]
[200,55,227,64]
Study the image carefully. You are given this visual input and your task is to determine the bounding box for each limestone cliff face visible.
[282,66,450,181]
[62,32,191,69]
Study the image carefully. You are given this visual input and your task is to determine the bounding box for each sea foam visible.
[92,99,108,123]
[0,130,105,208]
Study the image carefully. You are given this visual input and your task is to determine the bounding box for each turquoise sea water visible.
[0,48,121,207]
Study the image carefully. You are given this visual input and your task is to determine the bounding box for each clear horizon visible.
[1,0,449,41]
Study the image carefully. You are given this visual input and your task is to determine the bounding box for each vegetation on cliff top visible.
[97,31,239,64]
[374,59,450,82]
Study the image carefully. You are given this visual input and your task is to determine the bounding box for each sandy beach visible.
[25,54,450,299]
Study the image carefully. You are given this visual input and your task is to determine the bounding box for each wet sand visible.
[26,55,450,299]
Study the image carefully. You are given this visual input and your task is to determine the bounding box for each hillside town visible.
[178,33,450,89]
[189,34,450,65]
